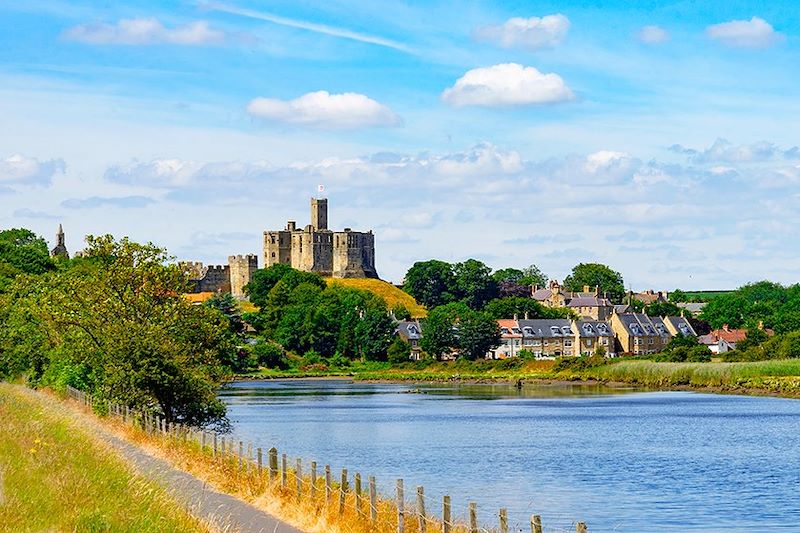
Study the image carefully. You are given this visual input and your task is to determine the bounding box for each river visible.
[219,379,800,532]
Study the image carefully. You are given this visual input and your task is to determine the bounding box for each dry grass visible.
[82,406,479,533]
[325,278,428,318]
[0,383,210,532]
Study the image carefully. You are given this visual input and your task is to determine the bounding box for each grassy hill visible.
[325,278,427,317]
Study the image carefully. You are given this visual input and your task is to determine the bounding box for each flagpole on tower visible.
[317,184,325,199]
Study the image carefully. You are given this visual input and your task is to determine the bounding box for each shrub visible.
[387,337,412,364]
[251,341,288,369]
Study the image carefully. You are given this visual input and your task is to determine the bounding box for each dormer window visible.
[550,326,561,336]
[679,324,690,334]
[408,325,418,335]
[630,324,641,335]
[523,327,534,336]
[561,326,572,335]
[582,323,593,334]
[511,327,521,335]
[501,327,510,334]
[597,324,608,334]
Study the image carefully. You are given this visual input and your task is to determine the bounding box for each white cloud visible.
[441,63,573,107]
[63,18,226,46]
[105,159,204,187]
[637,25,669,44]
[669,138,797,164]
[0,154,65,186]
[246,91,400,129]
[705,17,783,48]
[473,14,569,50]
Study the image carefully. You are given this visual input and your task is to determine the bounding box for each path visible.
[24,386,305,533]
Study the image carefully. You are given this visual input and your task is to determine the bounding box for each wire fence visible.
[66,386,589,533]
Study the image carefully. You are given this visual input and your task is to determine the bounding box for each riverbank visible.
[0,383,209,532]
[236,358,800,398]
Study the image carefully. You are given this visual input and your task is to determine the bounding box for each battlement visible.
[206,264,228,272]
[228,254,258,263]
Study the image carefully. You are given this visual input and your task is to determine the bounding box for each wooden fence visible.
[66,386,588,533]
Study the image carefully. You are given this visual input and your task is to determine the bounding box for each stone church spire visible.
[50,223,69,259]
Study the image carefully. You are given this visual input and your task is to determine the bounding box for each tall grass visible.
[94,405,478,533]
[572,359,800,394]
[0,383,209,532]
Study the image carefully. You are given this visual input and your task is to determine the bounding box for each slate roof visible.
[396,321,422,341]
[517,319,573,338]
[568,296,612,308]
[664,316,697,337]
[531,288,554,301]
[575,320,613,337]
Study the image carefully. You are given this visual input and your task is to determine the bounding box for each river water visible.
[219,379,800,532]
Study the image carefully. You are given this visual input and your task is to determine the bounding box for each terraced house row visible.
[490,313,697,359]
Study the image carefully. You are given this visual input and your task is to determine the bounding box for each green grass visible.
[0,383,209,532]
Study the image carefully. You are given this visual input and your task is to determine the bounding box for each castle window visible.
[271,252,275,258]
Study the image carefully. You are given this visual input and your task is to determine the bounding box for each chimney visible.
[287,221,297,231]
[583,285,590,293]
[524,311,529,320]
[513,313,518,321]
[722,324,730,332]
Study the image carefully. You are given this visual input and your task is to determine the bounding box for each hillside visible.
[325,278,427,317]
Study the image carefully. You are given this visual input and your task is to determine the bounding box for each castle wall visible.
[332,230,378,278]
[181,262,231,293]
[228,254,258,298]
[263,229,292,268]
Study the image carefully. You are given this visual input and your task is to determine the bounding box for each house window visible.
[586,339,593,347]
[564,340,573,347]
[649,338,654,345]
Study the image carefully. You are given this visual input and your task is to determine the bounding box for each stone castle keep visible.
[263,198,379,279]
[183,198,378,298]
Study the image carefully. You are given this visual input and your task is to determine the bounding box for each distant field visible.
[325,277,427,317]
[681,290,733,302]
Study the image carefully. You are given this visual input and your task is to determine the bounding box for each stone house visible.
[568,296,615,321]
[573,319,616,356]
[396,320,424,360]
[610,313,672,355]
[489,319,523,359]
[516,318,577,358]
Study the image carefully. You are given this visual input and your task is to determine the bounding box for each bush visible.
[387,337,412,364]
[326,352,351,369]
[251,340,287,369]
[552,355,607,372]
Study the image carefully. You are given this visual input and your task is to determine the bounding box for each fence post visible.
[296,458,302,501]
[469,502,477,533]
[247,443,253,472]
[397,479,405,533]
[576,522,587,533]
[443,495,451,533]
[269,448,278,482]
[339,469,348,516]
[281,454,288,489]
[369,476,377,524]
[238,441,244,470]
[311,461,317,500]
[416,486,427,533]
[325,465,332,505]
[201,431,206,451]
[355,473,362,517]
[257,448,263,475]
[499,508,508,533]
[531,514,543,533]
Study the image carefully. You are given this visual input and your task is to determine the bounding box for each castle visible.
[263,198,378,279]
[182,197,378,299]
[182,255,258,298]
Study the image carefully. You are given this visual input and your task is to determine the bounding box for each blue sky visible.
[1,0,799,289]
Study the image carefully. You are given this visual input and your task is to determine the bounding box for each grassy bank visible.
[239,358,800,397]
[0,383,208,532]
[566,359,800,395]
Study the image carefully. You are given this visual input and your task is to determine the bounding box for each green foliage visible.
[403,260,458,309]
[204,292,245,334]
[669,289,688,302]
[563,263,625,303]
[491,268,523,284]
[0,228,55,292]
[643,300,683,317]
[484,297,573,320]
[453,259,498,309]
[247,265,396,361]
[244,263,293,308]
[420,302,500,360]
[387,337,412,364]
[552,354,607,372]
[699,281,800,332]
[648,334,712,362]
[519,264,548,287]
[403,258,499,310]
[251,340,287,369]
[0,235,232,428]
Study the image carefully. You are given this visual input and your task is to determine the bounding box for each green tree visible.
[403,260,457,309]
[519,264,548,287]
[244,263,293,308]
[5,235,233,427]
[387,337,412,364]
[391,303,412,321]
[453,259,498,309]
[563,263,625,303]
[0,228,55,292]
[669,289,688,303]
[204,292,245,334]
[251,340,287,369]
[492,268,524,284]
[420,302,466,360]
[484,297,572,320]
[457,309,501,360]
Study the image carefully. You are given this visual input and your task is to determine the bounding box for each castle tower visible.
[228,254,258,298]
[50,224,69,259]
[310,197,328,230]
